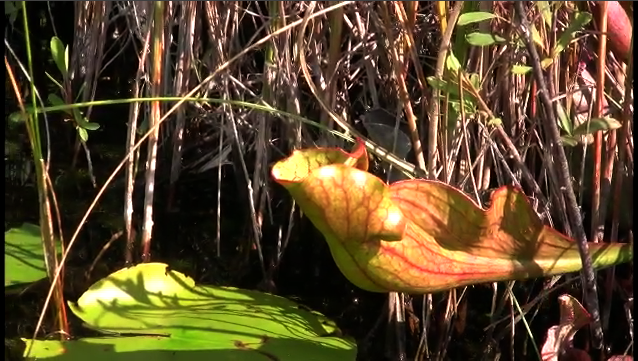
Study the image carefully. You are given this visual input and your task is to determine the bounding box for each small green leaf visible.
[82,122,101,131]
[541,58,554,69]
[511,64,533,75]
[47,93,65,107]
[517,25,546,51]
[572,117,621,136]
[427,77,448,91]
[64,46,69,76]
[488,117,502,126]
[8,105,37,125]
[536,1,553,27]
[9,111,27,124]
[560,136,578,147]
[531,25,545,51]
[449,98,477,115]
[71,109,100,131]
[446,52,462,72]
[552,12,593,57]
[555,102,572,135]
[468,73,480,89]
[457,12,497,26]
[465,32,506,47]
[50,36,68,78]
[428,77,459,96]
[77,127,88,142]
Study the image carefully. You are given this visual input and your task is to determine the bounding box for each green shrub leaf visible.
[457,12,497,26]
[536,1,553,27]
[446,52,462,72]
[511,64,533,75]
[555,102,573,135]
[82,122,101,131]
[465,32,506,46]
[553,12,593,57]
[77,127,88,142]
[572,117,621,136]
[50,36,68,78]
[47,93,66,108]
[560,136,578,147]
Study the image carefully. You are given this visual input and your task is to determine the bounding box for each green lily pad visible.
[5,223,60,287]
[23,263,356,360]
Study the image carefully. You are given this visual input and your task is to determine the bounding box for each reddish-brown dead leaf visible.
[541,295,591,361]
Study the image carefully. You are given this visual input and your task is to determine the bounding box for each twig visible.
[591,2,608,243]
[124,23,152,266]
[604,30,633,334]
[428,1,465,179]
[513,1,604,350]
[140,2,165,263]
[380,2,426,173]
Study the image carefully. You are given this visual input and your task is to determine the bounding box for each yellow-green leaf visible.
[488,117,502,126]
[457,12,497,26]
[572,117,621,136]
[50,36,68,78]
[552,12,593,57]
[77,127,88,142]
[465,32,506,47]
[446,52,462,73]
[536,1,553,27]
[511,64,533,75]
[555,102,573,135]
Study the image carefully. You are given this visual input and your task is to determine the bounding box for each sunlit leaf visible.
[541,58,554,69]
[552,12,593,57]
[272,141,632,294]
[465,32,506,46]
[446,52,462,72]
[5,223,61,287]
[82,122,101,131]
[531,24,546,52]
[24,263,356,360]
[457,12,497,26]
[511,64,533,75]
[468,73,480,89]
[536,1,553,27]
[50,36,68,78]
[572,117,622,136]
[516,24,546,52]
[77,127,88,142]
[488,117,502,126]
[555,102,572,135]
[449,99,478,115]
